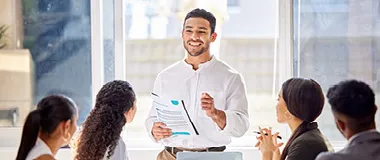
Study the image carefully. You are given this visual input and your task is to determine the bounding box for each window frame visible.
[91,0,105,105]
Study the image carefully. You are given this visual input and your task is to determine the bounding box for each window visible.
[0,0,110,150]
[103,0,116,83]
[0,0,92,128]
[293,0,380,143]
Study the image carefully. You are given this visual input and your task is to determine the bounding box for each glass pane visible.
[228,0,239,7]
[293,0,380,142]
[123,0,280,147]
[104,0,115,83]
[0,0,92,128]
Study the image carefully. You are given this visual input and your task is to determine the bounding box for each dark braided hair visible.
[75,80,136,160]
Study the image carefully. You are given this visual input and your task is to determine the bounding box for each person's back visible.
[319,131,380,160]
[74,80,137,160]
[286,127,333,160]
[16,95,78,160]
[26,138,54,160]
[103,137,128,160]
[316,80,380,160]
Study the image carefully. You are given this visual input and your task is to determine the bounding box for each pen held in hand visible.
[254,131,282,140]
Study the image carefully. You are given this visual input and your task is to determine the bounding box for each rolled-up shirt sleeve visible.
[220,74,250,137]
[145,74,162,143]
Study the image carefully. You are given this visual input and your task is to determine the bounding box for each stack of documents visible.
[151,93,199,136]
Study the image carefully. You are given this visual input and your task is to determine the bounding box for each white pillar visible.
[150,0,171,39]
[0,0,24,49]
[150,16,169,39]
[114,0,127,80]
[128,2,149,39]
[90,0,105,106]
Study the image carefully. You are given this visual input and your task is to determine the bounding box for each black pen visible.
[151,92,159,97]
[253,131,282,140]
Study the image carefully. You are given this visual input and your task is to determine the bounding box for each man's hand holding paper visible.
[151,94,198,140]
[152,122,172,141]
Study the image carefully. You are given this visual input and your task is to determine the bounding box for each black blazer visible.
[286,124,333,160]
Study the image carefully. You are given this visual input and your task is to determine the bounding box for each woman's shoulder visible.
[286,129,332,160]
[291,128,331,151]
[26,138,54,160]
[297,128,325,140]
[117,136,126,150]
[105,137,128,160]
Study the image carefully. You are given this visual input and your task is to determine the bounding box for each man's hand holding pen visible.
[201,93,227,129]
[201,93,218,118]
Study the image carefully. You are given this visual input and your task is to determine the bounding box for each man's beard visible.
[184,42,210,57]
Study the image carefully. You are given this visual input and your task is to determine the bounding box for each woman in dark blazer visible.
[256,78,333,160]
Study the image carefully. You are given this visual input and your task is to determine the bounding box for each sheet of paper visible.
[152,94,197,136]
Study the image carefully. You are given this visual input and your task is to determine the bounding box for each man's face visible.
[182,17,216,57]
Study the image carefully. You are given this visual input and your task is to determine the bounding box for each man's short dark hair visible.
[327,80,376,130]
[184,8,216,34]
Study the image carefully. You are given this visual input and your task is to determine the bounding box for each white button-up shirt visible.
[145,56,249,148]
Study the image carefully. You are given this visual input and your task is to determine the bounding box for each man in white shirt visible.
[145,8,250,160]
[316,80,380,160]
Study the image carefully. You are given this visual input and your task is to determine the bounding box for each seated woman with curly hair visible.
[74,80,137,160]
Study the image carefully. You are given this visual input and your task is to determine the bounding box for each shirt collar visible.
[347,129,378,144]
[181,55,216,71]
[37,137,54,156]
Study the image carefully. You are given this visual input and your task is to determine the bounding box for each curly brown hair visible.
[75,80,136,160]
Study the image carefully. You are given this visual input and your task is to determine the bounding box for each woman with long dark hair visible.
[16,95,78,160]
[74,80,137,160]
[256,78,333,160]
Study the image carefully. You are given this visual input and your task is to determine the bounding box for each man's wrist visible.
[211,109,222,120]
